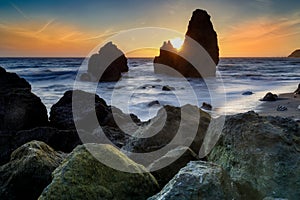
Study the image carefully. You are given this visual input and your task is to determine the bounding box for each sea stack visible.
[81,42,128,82]
[288,49,300,58]
[154,9,219,78]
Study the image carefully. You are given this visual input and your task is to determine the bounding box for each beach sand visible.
[256,93,300,120]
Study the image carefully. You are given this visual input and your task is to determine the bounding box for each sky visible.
[0,0,299,57]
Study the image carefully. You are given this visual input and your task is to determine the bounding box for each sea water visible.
[0,57,299,121]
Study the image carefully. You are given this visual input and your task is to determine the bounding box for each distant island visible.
[288,49,300,58]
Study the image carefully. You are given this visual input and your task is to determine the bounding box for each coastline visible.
[256,92,300,120]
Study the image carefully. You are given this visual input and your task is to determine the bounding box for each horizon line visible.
[0,56,292,59]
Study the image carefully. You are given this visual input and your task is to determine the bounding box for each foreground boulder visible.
[208,111,300,199]
[124,104,211,166]
[0,141,65,200]
[49,90,141,149]
[50,90,140,131]
[0,66,48,131]
[82,42,128,82]
[39,144,159,200]
[49,90,110,130]
[154,9,218,78]
[148,161,239,200]
[288,49,300,58]
[148,146,199,187]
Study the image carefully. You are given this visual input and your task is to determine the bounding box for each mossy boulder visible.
[39,144,159,200]
[208,111,300,199]
[0,141,65,200]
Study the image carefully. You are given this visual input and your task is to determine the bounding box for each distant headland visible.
[288,49,300,58]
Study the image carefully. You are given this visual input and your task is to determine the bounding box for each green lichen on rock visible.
[208,111,300,199]
[0,140,65,200]
[39,144,159,200]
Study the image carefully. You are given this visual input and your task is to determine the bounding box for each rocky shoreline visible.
[1,66,300,199]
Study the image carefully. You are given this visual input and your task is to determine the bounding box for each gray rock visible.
[148,161,239,200]
[208,111,300,199]
[124,104,211,166]
[148,146,199,188]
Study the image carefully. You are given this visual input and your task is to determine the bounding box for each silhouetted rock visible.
[162,85,175,91]
[154,9,219,78]
[148,146,199,188]
[0,66,48,131]
[49,90,109,130]
[39,144,159,200]
[82,42,128,82]
[288,49,300,58]
[49,90,141,148]
[0,141,65,200]
[261,92,278,101]
[148,161,239,200]
[208,111,300,199]
[148,100,160,107]
[201,102,212,110]
[242,91,254,95]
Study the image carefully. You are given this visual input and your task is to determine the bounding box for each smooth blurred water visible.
[0,57,299,121]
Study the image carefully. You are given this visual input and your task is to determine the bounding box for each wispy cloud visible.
[35,19,55,34]
[219,13,300,56]
[10,3,30,21]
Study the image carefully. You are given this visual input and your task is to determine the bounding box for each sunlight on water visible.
[0,57,299,121]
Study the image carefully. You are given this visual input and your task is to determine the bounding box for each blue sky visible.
[0,0,299,56]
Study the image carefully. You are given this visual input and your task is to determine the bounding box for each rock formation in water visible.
[154,9,219,78]
[0,66,48,131]
[81,42,128,82]
[288,49,300,58]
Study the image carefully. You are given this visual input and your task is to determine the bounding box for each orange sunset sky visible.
[1,0,300,57]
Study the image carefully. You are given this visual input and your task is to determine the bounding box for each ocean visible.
[0,57,299,121]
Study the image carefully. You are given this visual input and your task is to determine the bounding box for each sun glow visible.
[170,37,184,50]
